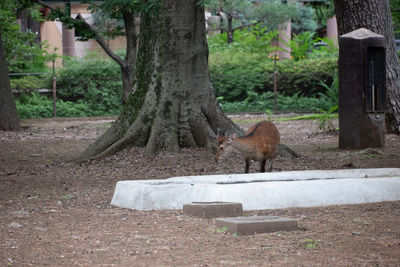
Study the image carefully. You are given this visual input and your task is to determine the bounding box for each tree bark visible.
[0,31,21,131]
[121,10,137,103]
[227,13,234,44]
[334,0,400,134]
[77,0,241,160]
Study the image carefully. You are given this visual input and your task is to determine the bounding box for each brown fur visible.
[216,121,280,173]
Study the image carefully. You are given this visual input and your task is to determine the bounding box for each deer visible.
[215,120,280,173]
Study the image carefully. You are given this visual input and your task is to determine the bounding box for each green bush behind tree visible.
[14,29,339,118]
[210,54,337,102]
[13,54,123,119]
[56,55,123,115]
[209,29,338,103]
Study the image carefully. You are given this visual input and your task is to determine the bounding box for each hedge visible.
[210,52,337,102]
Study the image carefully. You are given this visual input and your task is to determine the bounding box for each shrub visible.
[15,92,120,119]
[16,93,54,118]
[56,54,122,115]
[219,92,334,113]
[10,75,50,92]
[209,51,337,102]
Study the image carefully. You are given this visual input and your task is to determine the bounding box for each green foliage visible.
[209,27,337,104]
[210,51,267,101]
[16,93,53,118]
[318,69,338,110]
[253,1,296,32]
[310,36,338,58]
[284,31,316,60]
[0,1,49,73]
[391,0,400,35]
[15,92,120,119]
[209,47,337,102]
[205,0,317,44]
[55,54,123,115]
[298,238,319,249]
[219,91,335,113]
[48,0,162,42]
[290,2,318,35]
[206,0,253,30]
[215,27,278,54]
[10,75,49,92]
[312,0,335,31]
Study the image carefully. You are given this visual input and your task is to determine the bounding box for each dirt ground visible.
[1,114,400,266]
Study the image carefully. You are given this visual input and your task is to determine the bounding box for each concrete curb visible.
[110,168,400,211]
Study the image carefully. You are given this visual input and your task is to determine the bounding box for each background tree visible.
[290,2,318,35]
[38,0,160,103]
[78,0,242,160]
[2,1,47,73]
[206,0,317,44]
[309,0,334,37]
[0,0,44,130]
[206,0,254,44]
[0,32,21,131]
[334,0,400,134]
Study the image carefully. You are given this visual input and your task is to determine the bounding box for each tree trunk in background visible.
[121,10,137,103]
[77,0,240,160]
[0,32,21,131]
[18,9,41,45]
[226,13,234,44]
[334,0,400,134]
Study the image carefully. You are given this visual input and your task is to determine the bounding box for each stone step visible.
[216,216,298,235]
[183,202,243,219]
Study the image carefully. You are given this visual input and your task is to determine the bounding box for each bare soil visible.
[1,114,400,266]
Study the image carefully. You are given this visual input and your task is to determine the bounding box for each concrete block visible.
[183,202,243,218]
[216,216,298,235]
[110,168,400,210]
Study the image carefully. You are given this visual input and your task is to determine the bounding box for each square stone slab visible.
[183,202,243,219]
[216,216,298,235]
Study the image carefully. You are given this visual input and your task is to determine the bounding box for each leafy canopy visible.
[46,0,162,41]
[0,0,48,72]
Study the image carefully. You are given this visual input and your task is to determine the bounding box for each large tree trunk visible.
[334,0,400,134]
[77,0,240,160]
[0,31,21,131]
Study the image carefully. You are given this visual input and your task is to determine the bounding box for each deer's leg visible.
[245,159,250,173]
[267,159,274,172]
[260,158,266,172]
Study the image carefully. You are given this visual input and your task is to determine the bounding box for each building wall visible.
[40,20,63,66]
[40,3,126,62]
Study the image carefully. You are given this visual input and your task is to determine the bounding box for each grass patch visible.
[298,238,319,249]
[274,113,337,122]
[231,113,338,125]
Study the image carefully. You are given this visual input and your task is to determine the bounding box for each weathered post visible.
[338,28,386,149]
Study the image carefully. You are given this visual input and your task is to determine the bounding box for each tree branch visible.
[218,21,261,34]
[75,14,125,68]
[35,0,125,68]
[232,20,261,32]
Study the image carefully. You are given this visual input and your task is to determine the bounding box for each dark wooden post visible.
[338,28,386,148]
[52,57,56,117]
